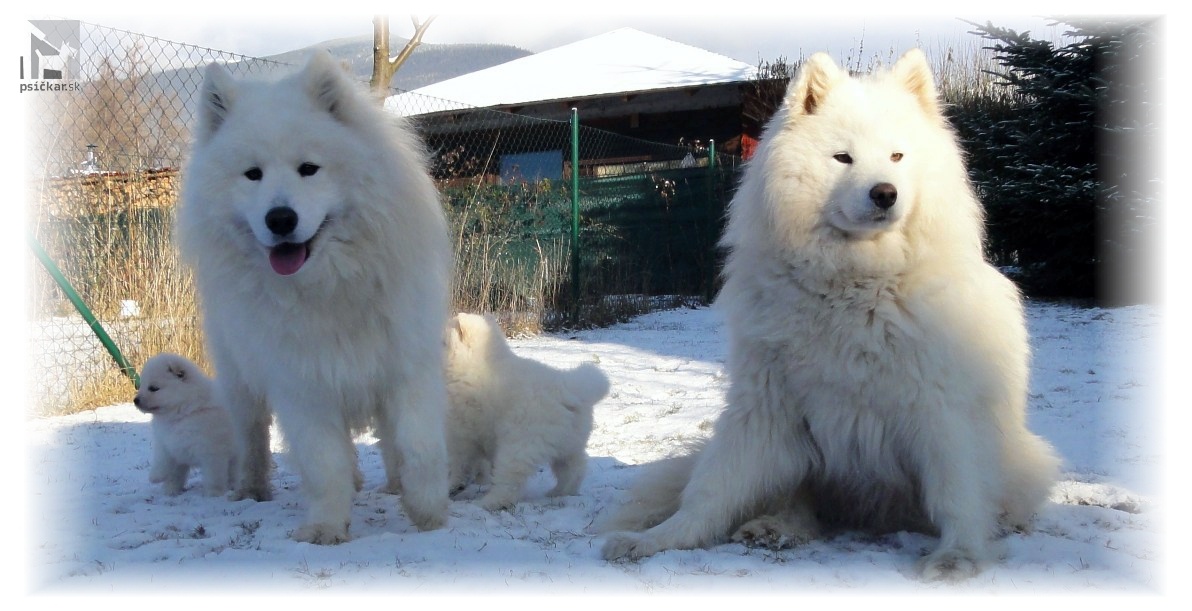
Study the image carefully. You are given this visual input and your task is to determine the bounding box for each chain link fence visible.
[27,20,741,414]
[27,21,290,414]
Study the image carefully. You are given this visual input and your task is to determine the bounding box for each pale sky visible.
[35,2,1085,66]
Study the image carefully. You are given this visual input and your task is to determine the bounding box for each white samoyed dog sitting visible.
[176,53,453,544]
[444,313,610,511]
[599,50,1060,581]
[135,353,238,497]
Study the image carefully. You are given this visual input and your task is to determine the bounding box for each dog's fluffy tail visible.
[594,442,702,533]
[562,362,611,411]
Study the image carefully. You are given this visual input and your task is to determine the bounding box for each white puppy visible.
[445,313,610,511]
[135,353,238,496]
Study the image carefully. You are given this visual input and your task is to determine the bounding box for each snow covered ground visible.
[23,301,1166,601]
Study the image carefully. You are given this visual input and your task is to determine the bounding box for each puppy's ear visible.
[167,363,187,380]
[196,62,237,142]
[446,315,464,344]
[786,52,845,116]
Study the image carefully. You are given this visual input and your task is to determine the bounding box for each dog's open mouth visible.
[268,240,312,276]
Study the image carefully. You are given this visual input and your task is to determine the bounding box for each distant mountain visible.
[134,33,530,118]
[56,33,531,171]
[265,34,533,92]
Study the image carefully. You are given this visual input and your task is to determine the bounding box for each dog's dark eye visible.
[148,385,160,393]
[298,162,320,177]
[890,152,904,162]
[244,167,263,181]
[833,153,853,164]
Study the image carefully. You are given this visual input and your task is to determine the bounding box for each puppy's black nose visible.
[133,396,141,406]
[265,206,299,236]
[870,183,897,210]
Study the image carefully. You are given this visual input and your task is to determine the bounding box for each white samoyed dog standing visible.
[176,53,453,544]
[600,50,1060,581]
[444,313,610,511]
[135,353,238,497]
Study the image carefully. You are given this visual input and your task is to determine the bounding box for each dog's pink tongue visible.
[269,243,308,276]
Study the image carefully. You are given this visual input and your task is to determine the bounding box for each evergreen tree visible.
[961,19,1159,304]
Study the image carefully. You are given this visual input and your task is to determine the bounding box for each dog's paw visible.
[232,485,272,503]
[402,499,447,532]
[916,548,982,582]
[479,493,517,513]
[411,513,446,531]
[376,480,402,495]
[731,516,813,550]
[546,484,579,498]
[601,532,662,562]
[292,522,350,545]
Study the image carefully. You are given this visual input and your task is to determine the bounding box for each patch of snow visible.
[24,302,1165,600]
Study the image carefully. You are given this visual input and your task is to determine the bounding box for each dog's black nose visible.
[133,396,141,406]
[870,183,897,210]
[265,206,299,236]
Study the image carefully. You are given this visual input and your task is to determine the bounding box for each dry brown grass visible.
[30,171,207,415]
[444,179,573,335]
[30,172,576,415]
[451,233,568,336]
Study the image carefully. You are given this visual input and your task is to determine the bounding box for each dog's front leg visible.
[372,404,404,495]
[910,401,1000,581]
[217,371,272,502]
[385,366,449,531]
[273,394,357,545]
[602,355,810,561]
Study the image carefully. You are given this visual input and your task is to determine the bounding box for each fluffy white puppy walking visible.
[445,313,610,511]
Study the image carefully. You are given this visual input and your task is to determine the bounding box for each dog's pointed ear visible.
[447,314,465,343]
[196,62,237,142]
[167,362,187,380]
[891,48,940,116]
[786,52,845,116]
[303,51,357,123]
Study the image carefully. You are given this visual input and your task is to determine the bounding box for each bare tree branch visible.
[370,15,436,95]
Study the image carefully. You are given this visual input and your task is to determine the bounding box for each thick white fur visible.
[176,53,453,544]
[599,50,1061,581]
[445,313,609,511]
[135,353,238,497]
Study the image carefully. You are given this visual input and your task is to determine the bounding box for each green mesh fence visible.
[28,20,742,413]
[574,126,739,307]
[390,91,741,327]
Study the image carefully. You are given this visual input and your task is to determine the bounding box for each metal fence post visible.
[570,107,580,326]
[28,233,141,389]
[705,139,718,303]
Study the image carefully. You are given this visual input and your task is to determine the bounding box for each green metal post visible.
[705,139,717,303]
[570,107,581,326]
[28,233,141,389]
